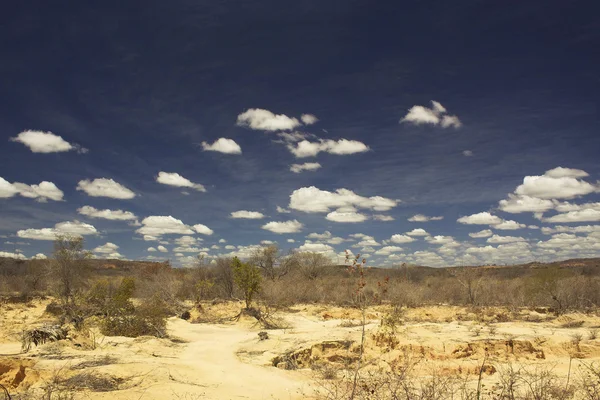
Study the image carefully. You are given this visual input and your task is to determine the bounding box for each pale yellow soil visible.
[1,299,599,399]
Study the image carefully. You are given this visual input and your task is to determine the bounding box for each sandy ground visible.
[1,299,599,399]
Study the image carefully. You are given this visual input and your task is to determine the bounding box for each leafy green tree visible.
[232,257,261,309]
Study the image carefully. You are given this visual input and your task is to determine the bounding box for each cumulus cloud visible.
[174,236,201,246]
[462,150,473,157]
[544,209,600,223]
[375,246,404,255]
[307,231,332,240]
[540,225,600,235]
[554,201,600,212]
[494,220,526,230]
[498,194,556,213]
[0,178,64,202]
[147,247,157,252]
[230,210,265,219]
[136,216,195,236]
[406,228,429,236]
[17,220,98,240]
[388,234,416,244]
[544,167,589,179]
[457,212,503,225]
[289,186,398,213]
[425,235,459,246]
[290,162,322,173]
[400,101,461,128]
[236,108,301,131]
[487,235,526,244]
[261,220,304,234]
[297,242,335,254]
[301,114,319,125]
[408,214,443,222]
[193,224,214,235]
[94,242,120,255]
[157,245,168,253]
[32,253,47,260]
[326,210,368,223]
[156,172,206,192]
[77,178,135,199]
[11,130,87,153]
[201,138,242,154]
[373,215,395,221]
[514,168,598,199]
[276,206,291,214]
[287,139,369,158]
[77,205,137,221]
[0,251,26,259]
[469,229,493,238]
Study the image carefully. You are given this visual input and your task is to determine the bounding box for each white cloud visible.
[408,214,443,222]
[174,236,200,246]
[425,235,459,246]
[94,242,120,254]
[147,247,157,252]
[487,235,526,244]
[494,220,526,230]
[466,245,497,255]
[137,216,195,236]
[375,246,404,255]
[225,244,236,249]
[287,139,369,158]
[326,210,368,223]
[0,178,64,202]
[261,220,304,234]
[388,234,416,244]
[276,131,315,143]
[440,115,462,129]
[406,228,429,236]
[230,210,265,219]
[218,238,226,243]
[237,108,301,131]
[411,251,446,267]
[32,253,47,260]
[290,162,322,173]
[544,167,589,179]
[498,194,556,213]
[462,150,473,157]
[11,130,86,153]
[201,138,242,154]
[301,114,319,125]
[77,205,137,221]
[400,101,461,128]
[469,229,493,238]
[554,201,600,212]
[356,237,380,247]
[193,224,214,235]
[259,240,274,245]
[0,251,26,259]
[157,245,168,253]
[277,206,291,214]
[77,178,135,199]
[307,231,332,240]
[544,209,600,223]
[17,220,98,241]
[514,172,597,200]
[373,215,395,221]
[173,246,207,253]
[289,186,397,213]
[457,212,503,225]
[156,172,206,192]
[287,239,295,243]
[541,225,600,235]
[297,242,335,254]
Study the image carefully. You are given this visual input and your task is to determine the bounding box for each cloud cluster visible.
[290,187,397,213]
[237,108,302,131]
[261,220,303,234]
[400,101,462,128]
[408,214,443,222]
[17,220,98,240]
[93,242,123,258]
[156,172,206,192]
[136,216,213,237]
[0,178,64,202]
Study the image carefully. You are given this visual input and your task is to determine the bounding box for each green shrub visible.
[232,257,261,309]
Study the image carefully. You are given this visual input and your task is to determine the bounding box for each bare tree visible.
[250,245,297,281]
[48,235,92,306]
[448,267,482,305]
[296,252,332,280]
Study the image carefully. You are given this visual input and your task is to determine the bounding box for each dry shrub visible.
[100,295,168,338]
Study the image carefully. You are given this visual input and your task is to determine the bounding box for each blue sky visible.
[1,1,599,267]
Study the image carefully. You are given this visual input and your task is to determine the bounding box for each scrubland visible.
[1,244,600,399]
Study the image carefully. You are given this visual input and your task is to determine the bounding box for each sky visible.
[1,1,599,267]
